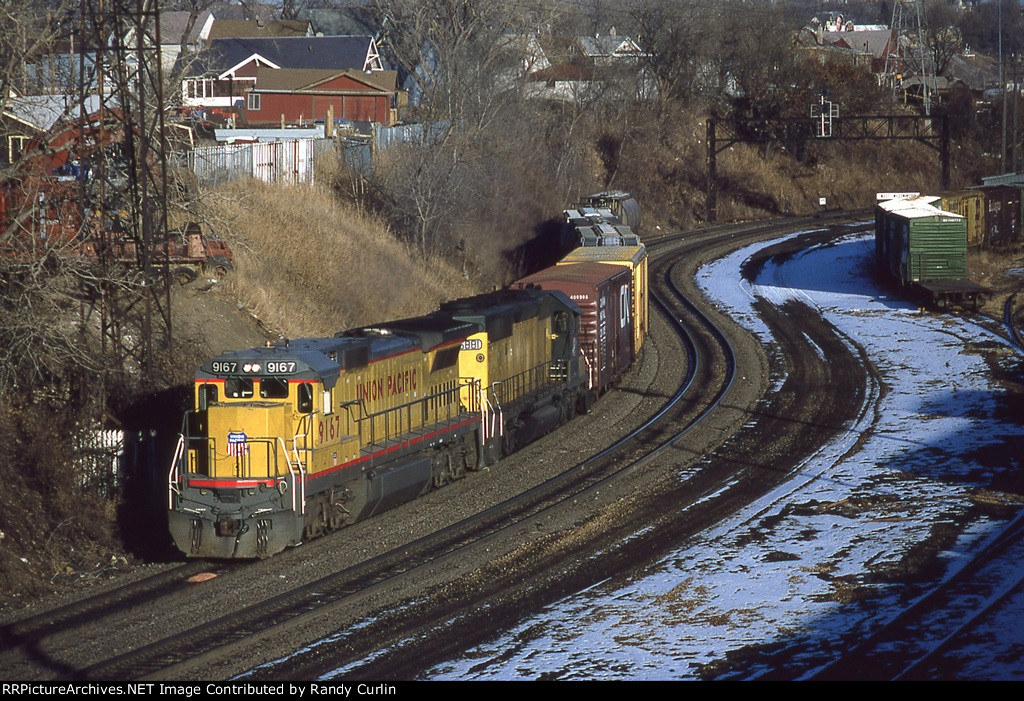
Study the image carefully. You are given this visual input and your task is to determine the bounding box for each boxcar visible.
[982,185,1022,246]
[513,262,634,399]
[556,245,649,358]
[939,190,985,247]
[876,196,967,282]
[875,195,985,308]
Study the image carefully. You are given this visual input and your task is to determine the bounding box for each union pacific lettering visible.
[358,378,386,401]
[358,369,417,401]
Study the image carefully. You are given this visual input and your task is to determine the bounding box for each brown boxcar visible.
[982,185,1022,246]
[555,245,648,359]
[513,262,634,396]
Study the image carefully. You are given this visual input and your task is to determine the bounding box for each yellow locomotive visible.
[168,288,584,558]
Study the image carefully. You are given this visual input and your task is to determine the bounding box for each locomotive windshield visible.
[259,377,289,398]
[225,378,254,398]
[221,377,290,399]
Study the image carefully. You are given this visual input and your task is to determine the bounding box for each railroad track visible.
[72,225,735,680]
[2,215,871,681]
[242,218,871,680]
[0,561,236,677]
[810,511,1024,680]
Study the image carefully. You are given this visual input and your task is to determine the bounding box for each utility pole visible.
[999,0,1007,173]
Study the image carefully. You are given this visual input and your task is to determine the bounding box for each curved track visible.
[810,504,1024,680]
[0,215,877,681]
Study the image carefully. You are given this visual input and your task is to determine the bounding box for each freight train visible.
[167,194,647,558]
[875,194,986,309]
[939,183,1022,248]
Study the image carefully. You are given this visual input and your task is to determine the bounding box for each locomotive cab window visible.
[198,383,218,410]
[225,378,254,398]
[259,377,289,399]
[297,383,313,413]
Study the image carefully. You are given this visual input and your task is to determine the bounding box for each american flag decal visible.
[227,431,249,457]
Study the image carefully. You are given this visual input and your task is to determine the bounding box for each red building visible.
[245,67,399,126]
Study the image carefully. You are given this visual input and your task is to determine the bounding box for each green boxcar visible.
[876,196,967,285]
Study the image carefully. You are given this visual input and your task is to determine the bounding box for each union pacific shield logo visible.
[227,431,249,457]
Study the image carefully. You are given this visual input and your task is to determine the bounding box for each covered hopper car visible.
[574,191,641,232]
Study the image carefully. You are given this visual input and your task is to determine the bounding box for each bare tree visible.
[630,0,721,105]
[374,0,532,130]
[924,0,964,77]
[367,0,563,260]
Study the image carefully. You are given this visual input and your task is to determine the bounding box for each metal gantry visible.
[705,114,949,222]
[884,0,937,115]
[76,0,170,386]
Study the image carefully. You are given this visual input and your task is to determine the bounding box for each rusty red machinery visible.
[1,178,232,280]
[1,107,232,280]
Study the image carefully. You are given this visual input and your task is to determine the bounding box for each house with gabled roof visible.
[796,23,897,73]
[573,32,647,66]
[244,67,399,126]
[180,35,385,109]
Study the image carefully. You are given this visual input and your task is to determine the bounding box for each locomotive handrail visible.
[167,433,186,509]
[486,382,505,439]
[349,379,480,459]
[292,412,316,467]
[579,350,595,390]
[489,360,550,406]
[182,432,304,513]
[176,432,296,482]
[277,436,304,515]
[480,384,501,440]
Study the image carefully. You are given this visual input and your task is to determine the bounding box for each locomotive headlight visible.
[251,363,261,373]
[243,363,252,372]
[248,488,256,496]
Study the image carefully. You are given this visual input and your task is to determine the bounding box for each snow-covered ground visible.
[421,231,1024,680]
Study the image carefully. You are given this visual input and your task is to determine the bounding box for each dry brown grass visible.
[0,403,122,606]
[613,104,959,229]
[200,179,476,339]
[968,245,1024,316]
